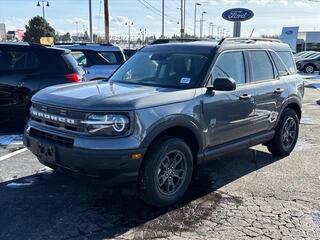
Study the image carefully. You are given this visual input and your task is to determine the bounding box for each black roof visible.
[0,42,69,53]
[143,38,291,54]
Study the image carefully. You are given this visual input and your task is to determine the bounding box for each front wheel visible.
[303,64,315,74]
[267,108,299,157]
[138,137,193,207]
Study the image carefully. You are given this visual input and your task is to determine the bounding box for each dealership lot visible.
[0,83,319,240]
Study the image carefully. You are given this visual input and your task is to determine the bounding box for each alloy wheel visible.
[282,117,297,148]
[156,150,187,196]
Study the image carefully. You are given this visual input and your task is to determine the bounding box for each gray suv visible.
[24,38,304,207]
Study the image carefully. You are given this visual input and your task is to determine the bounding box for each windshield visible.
[109,51,211,88]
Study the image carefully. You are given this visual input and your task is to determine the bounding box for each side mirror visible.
[207,77,237,91]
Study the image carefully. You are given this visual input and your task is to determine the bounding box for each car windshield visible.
[109,51,211,88]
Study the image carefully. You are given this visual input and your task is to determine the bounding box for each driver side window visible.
[211,51,246,85]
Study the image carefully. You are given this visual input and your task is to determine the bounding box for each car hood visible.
[32,80,196,111]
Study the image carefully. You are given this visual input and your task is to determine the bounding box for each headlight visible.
[82,114,130,136]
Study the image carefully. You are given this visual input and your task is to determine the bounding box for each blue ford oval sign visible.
[222,8,254,22]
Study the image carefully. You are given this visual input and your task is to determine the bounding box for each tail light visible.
[65,73,81,83]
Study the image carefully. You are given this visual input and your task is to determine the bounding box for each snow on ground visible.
[0,135,23,146]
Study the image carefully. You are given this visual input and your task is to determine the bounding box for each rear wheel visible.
[267,108,299,157]
[303,64,315,74]
[138,137,193,207]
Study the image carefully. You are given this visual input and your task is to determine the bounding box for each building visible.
[297,31,320,52]
[0,23,6,41]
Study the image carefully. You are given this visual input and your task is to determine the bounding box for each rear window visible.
[98,51,124,65]
[70,51,87,66]
[249,51,274,82]
[270,51,290,77]
[276,51,296,74]
[0,49,40,71]
[63,52,80,69]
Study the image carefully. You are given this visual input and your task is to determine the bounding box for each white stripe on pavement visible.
[0,148,28,162]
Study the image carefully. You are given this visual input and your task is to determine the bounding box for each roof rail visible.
[219,37,282,45]
[54,42,114,46]
[28,42,47,48]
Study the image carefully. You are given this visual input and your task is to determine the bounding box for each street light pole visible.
[126,21,133,49]
[37,1,50,20]
[209,22,214,38]
[194,3,201,37]
[200,11,207,39]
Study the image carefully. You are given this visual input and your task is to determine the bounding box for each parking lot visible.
[0,78,318,240]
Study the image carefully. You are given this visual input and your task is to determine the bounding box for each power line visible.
[136,0,178,22]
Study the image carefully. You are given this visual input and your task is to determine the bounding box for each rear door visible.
[248,50,288,132]
[0,46,40,123]
[202,50,256,147]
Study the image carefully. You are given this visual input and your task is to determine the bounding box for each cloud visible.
[111,16,129,26]
[66,17,88,25]
[294,1,312,8]
[146,15,153,20]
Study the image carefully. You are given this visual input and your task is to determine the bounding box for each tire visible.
[267,108,299,157]
[303,64,315,74]
[138,136,193,207]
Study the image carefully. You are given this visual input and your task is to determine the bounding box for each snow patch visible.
[0,135,23,146]
[6,178,36,189]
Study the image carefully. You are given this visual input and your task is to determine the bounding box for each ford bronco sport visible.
[24,38,304,207]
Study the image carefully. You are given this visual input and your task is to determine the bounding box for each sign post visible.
[222,8,254,37]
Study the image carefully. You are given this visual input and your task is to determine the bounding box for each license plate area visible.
[37,142,56,164]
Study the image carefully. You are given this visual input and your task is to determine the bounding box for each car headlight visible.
[82,114,130,136]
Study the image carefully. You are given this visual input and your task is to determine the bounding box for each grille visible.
[30,128,74,148]
[31,103,86,133]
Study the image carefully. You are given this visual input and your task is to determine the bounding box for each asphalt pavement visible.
[0,84,319,240]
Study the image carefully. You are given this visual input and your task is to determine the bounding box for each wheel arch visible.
[278,98,302,125]
[140,116,204,165]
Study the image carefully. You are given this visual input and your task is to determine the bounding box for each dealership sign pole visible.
[222,8,254,37]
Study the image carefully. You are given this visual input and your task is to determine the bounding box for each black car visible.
[123,49,137,59]
[0,42,85,126]
[296,55,320,73]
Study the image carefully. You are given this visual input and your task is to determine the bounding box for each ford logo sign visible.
[285,30,294,35]
[222,8,254,22]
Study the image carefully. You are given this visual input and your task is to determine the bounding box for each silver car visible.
[58,43,126,80]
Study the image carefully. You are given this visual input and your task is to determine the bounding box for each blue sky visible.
[0,0,320,39]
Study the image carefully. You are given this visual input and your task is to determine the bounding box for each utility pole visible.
[104,0,110,43]
[180,0,184,37]
[89,0,93,42]
[194,3,201,37]
[161,0,165,38]
[183,0,186,36]
[180,0,186,37]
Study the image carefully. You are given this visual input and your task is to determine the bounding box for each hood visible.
[32,80,196,111]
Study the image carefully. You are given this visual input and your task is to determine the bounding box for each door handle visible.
[274,88,284,94]
[239,94,252,100]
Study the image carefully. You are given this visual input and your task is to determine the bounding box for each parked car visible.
[294,51,316,61]
[24,38,303,207]
[0,42,85,125]
[296,55,320,73]
[57,43,125,80]
[123,49,137,59]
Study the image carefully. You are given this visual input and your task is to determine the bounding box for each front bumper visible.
[23,124,146,179]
